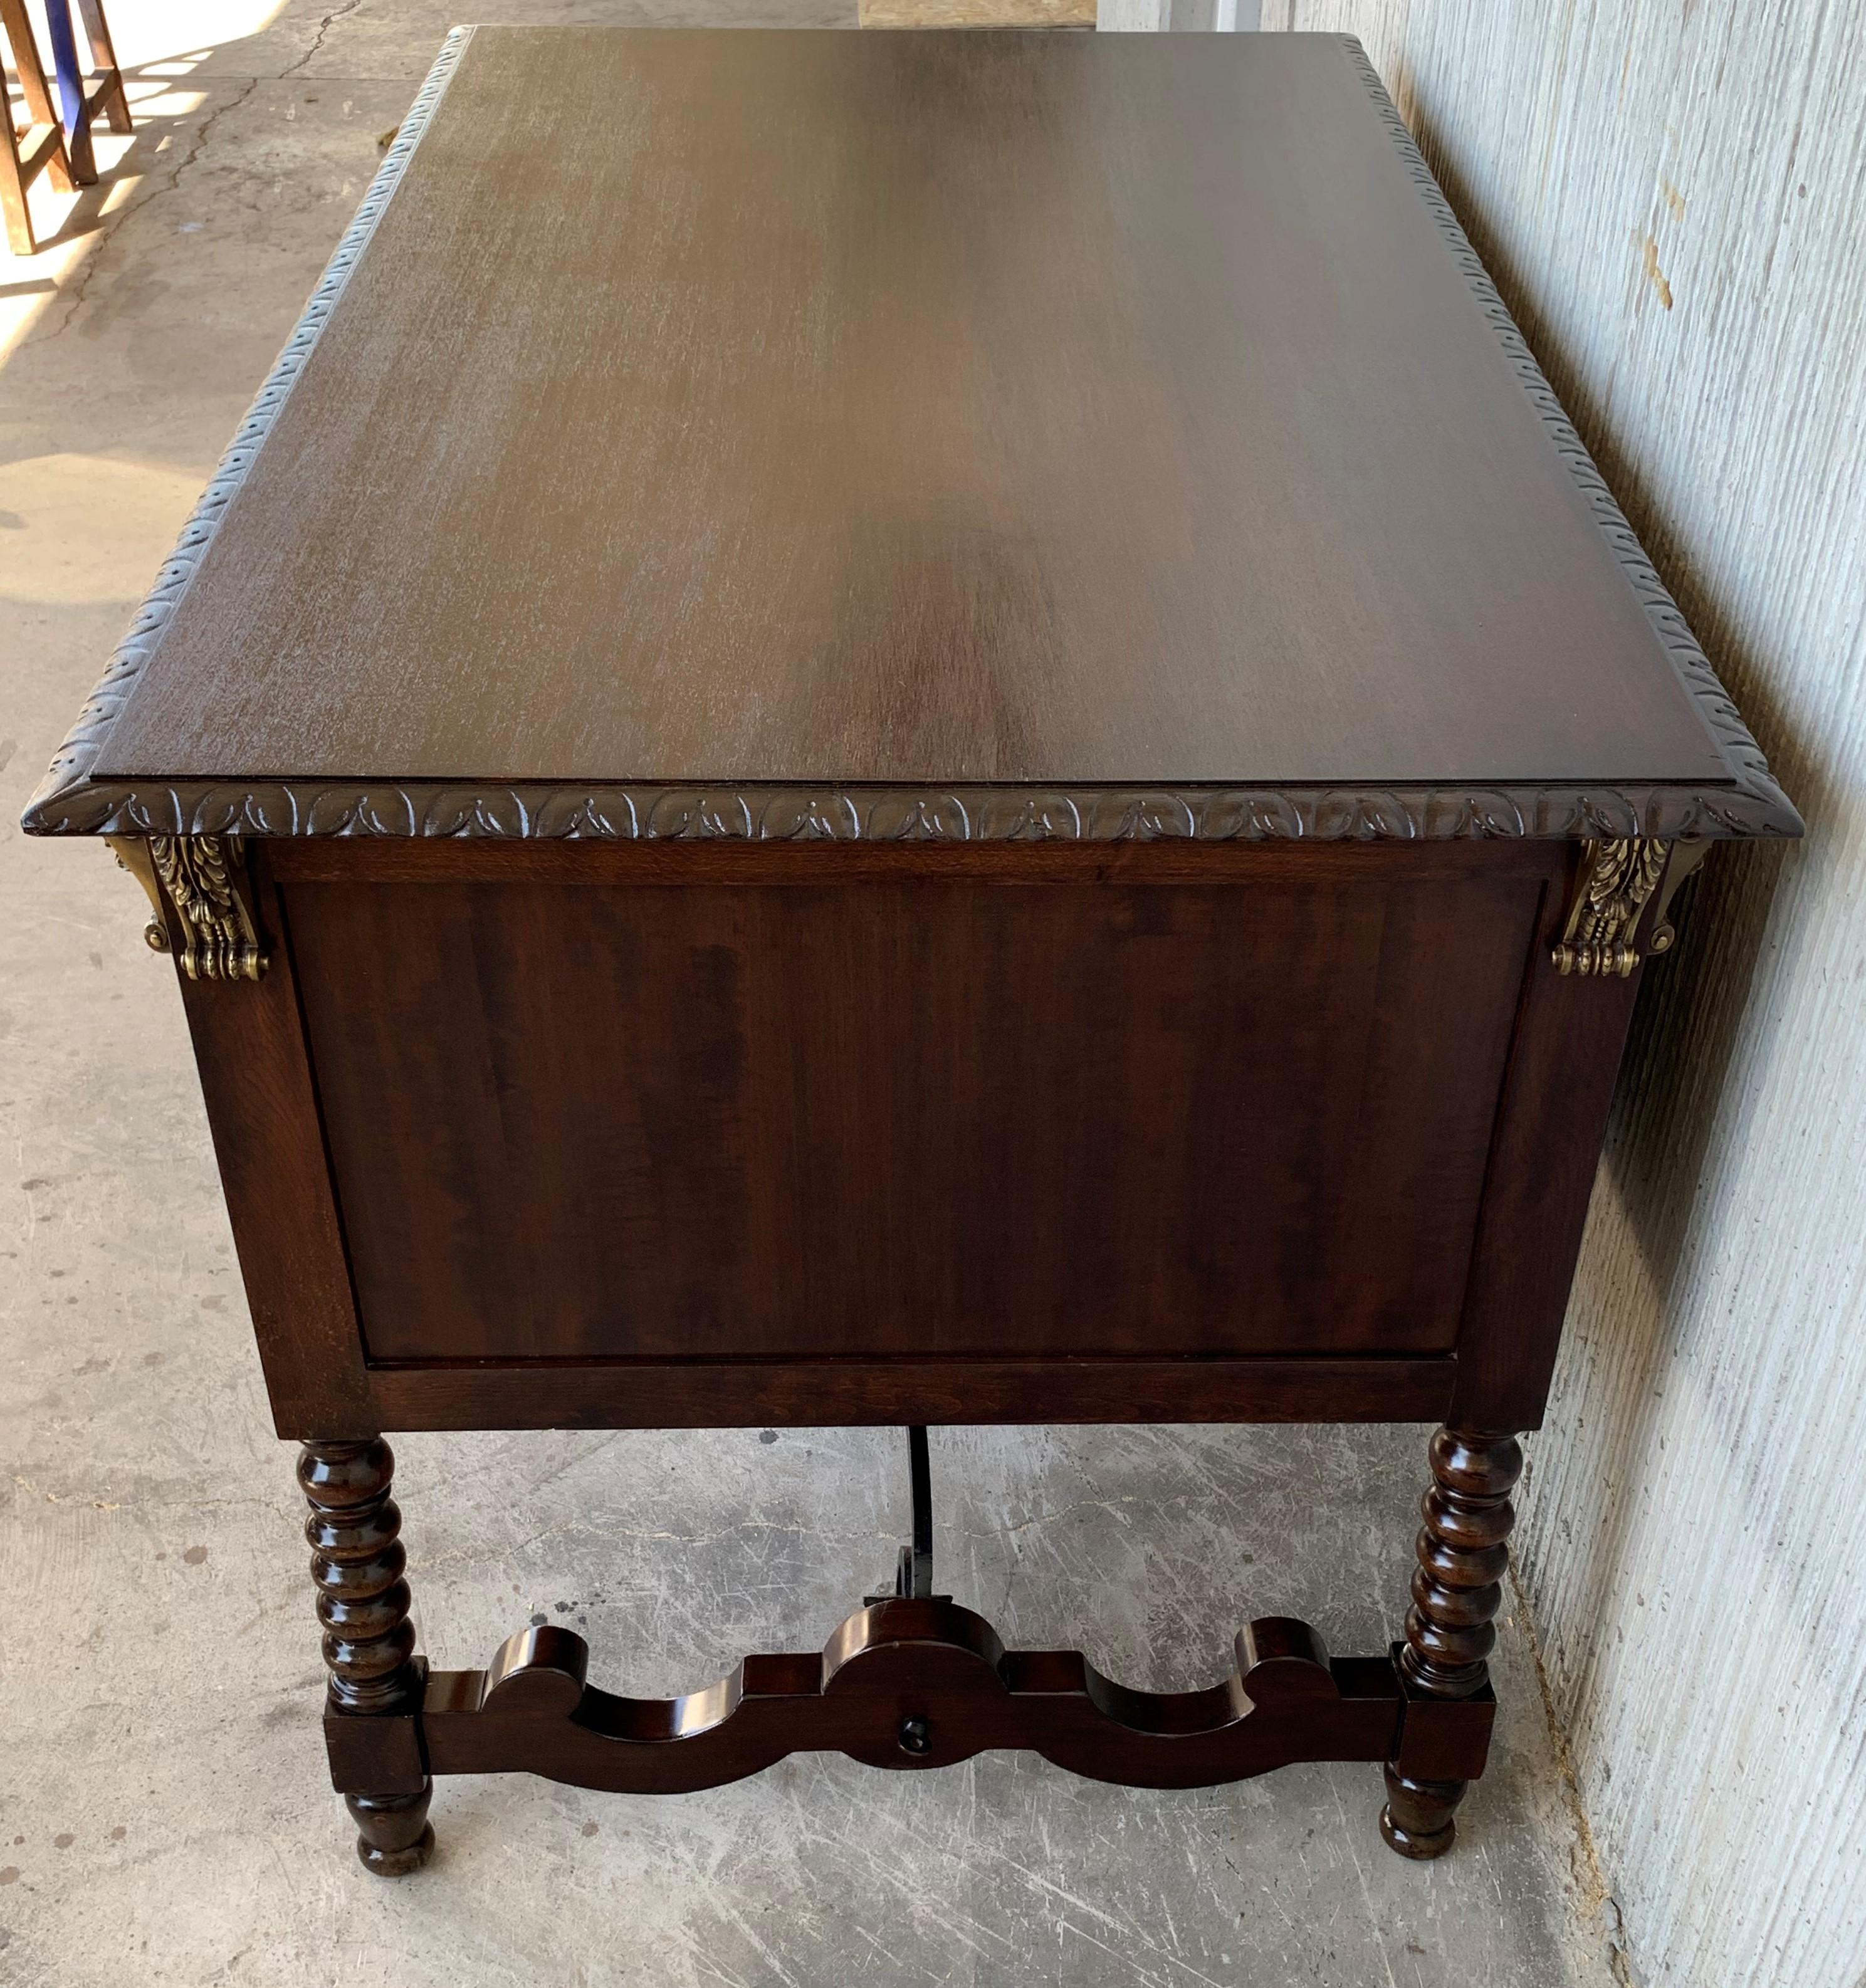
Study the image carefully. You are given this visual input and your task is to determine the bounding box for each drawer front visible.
[284,866,1540,1366]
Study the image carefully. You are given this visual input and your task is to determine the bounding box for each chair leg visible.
[39,0,95,182]
[73,0,130,133]
[1,110,36,255]
[1,0,76,198]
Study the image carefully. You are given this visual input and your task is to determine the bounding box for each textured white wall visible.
[1097,0,1258,34]
[1258,6,1866,1985]
[1097,0,1171,29]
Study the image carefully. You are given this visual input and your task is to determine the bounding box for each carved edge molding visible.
[1336,39,1800,846]
[21,29,1803,847]
[18,780,1815,843]
[20,26,476,837]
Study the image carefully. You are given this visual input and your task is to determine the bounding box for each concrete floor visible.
[3,5,1622,1983]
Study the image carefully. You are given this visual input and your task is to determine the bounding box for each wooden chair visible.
[3,0,130,256]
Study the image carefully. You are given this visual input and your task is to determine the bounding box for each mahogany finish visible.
[1400,1428,1524,1698]
[361,1354,1457,1433]
[299,1440,434,1873]
[345,1607,1488,1796]
[88,32,1727,798]
[285,854,1539,1368]
[1381,1428,1524,1858]
[323,1594,1497,1820]
[21,27,1800,1885]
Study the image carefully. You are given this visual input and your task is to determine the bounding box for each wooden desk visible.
[24,26,1799,1876]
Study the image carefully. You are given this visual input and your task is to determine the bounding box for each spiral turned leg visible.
[1380,1426,1523,1860]
[298,1439,434,1875]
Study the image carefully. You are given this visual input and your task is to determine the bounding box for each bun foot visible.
[347,1784,435,1876]
[1379,1765,1464,1860]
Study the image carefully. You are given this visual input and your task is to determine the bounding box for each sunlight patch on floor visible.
[0,453,211,605]
[12,0,281,70]
[3,0,285,360]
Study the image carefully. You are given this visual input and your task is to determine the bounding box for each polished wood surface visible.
[172,855,370,1436]
[322,1558,1496,1826]
[166,835,1627,1439]
[1449,943,1642,1429]
[283,851,1541,1366]
[408,1607,1425,1793]
[299,1439,434,1874]
[360,1354,1458,1433]
[1381,1426,1523,1858]
[92,29,1727,796]
[1398,1426,1523,1701]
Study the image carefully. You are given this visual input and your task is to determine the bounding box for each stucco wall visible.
[1252,7,1866,1984]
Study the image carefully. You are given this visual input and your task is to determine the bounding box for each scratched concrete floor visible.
[1,4,1622,1984]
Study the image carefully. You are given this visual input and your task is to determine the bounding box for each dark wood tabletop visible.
[24,28,1796,842]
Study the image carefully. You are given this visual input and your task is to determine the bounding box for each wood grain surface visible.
[356,1354,1457,1432]
[91,29,1727,795]
[281,853,1543,1365]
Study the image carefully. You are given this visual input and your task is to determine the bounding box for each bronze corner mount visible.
[106,833,269,982]
[1552,837,1710,979]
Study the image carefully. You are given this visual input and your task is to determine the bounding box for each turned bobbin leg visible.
[298,1439,434,1875]
[1380,1425,1523,1860]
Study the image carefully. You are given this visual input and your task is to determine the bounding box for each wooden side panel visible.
[1450,862,1643,1429]
[285,866,1541,1368]
[171,853,371,1436]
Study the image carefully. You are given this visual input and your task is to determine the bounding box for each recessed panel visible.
[287,874,1539,1364]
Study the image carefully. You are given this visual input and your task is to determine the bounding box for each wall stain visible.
[1638,232,1675,308]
